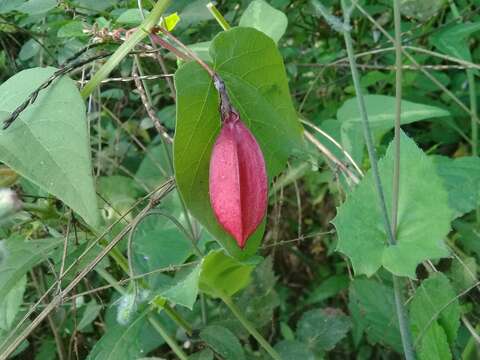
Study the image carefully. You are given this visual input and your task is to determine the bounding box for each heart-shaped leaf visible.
[174,27,303,258]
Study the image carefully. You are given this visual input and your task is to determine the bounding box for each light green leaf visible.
[200,325,246,360]
[174,27,303,259]
[348,278,402,352]
[0,276,26,331]
[57,21,86,38]
[18,39,40,61]
[337,95,449,163]
[400,0,445,21]
[239,0,288,43]
[86,310,164,360]
[333,132,451,278]
[158,261,203,310]
[410,273,460,360]
[296,308,351,352]
[431,22,480,62]
[199,250,254,298]
[77,300,102,331]
[17,0,56,15]
[0,67,99,226]
[135,145,170,191]
[116,8,150,25]
[434,156,480,218]
[0,0,24,14]
[274,340,316,360]
[0,237,62,304]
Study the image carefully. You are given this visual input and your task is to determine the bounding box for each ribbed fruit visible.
[209,112,268,249]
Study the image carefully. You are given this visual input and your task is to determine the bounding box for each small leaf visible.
[431,22,480,62]
[116,8,150,26]
[296,308,351,352]
[348,278,402,352]
[274,340,316,360]
[400,0,445,21]
[0,236,62,304]
[200,325,246,360]
[410,273,460,360]
[333,132,451,278]
[0,276,26,331]
[239,0,288,43]
[77,300,102,331]
[157,261,203,310]
[434,156,480,218]
[199,250,255,298]
[0,67,99,226]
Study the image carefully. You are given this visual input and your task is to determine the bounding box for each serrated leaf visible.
[333,132,451,278]
[0,237,62,304]
[434,156,480,218]
[296,308,351,352]
[0,67,99,226]
[239,0,288,43]
[348,278,402,352]
[174,27,303,259]
[199,250,255,298]
[200,325,246,360]
[338,95,449,164]
[431,22,480,62]
[410,273,460,360]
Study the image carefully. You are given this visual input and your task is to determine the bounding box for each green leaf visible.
[135,145,171,190]
[410,273,460,360]
[306,275,349,304]
[199,250,255,298]
[333,132,451,278]
[188,349,214,360]
[400,0,445,21]
[116,8,150,26]
[86,310,164,360]
[274,340,316,360]
[17,0,56,15]
[337,95,449,163]
[431,22,480,62]
[296,308,351,352]
[0,67,99,226]
[200,325,246,360]
[0,237,62,304]
[18,39,40,61]
[239,0,288,43]
[77,300,102,332]
[157,261,203,310]
[348,278,402,352]
[0,276,26,331]
[57,21,86,38]
[434,156,480,218]
[174,27,303,259]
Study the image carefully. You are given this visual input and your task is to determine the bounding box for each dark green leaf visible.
[200,325,246,360]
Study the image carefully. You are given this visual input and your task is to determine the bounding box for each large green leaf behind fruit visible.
[174,27,303,258]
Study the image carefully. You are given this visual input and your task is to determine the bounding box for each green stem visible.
[220,294,281,360]
[80,0,172,99]
[148,315,189,360]
[467,70,478,157]
[340,1,415,359]
[163,303,193,336]
[206,2,231,30]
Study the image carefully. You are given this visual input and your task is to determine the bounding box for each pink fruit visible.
[209,112,268,249]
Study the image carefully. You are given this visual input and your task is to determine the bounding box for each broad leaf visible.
[0,67,99,226]
[17,0,56,15]
[239,0,288,43]
[431,22,480,62]
[174,27,303,258]
[0,237,62,304]
[410,273,460,360]
[333,132,451,278]
[434,156,480,218]
[400,0,445,21]
[200,325,246,360]
[274,340,316,360]
[86,310,164,360]
[297,308,351,352]
[337,95,449,164]
[348,278,402,352]
[199,250,255,298]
